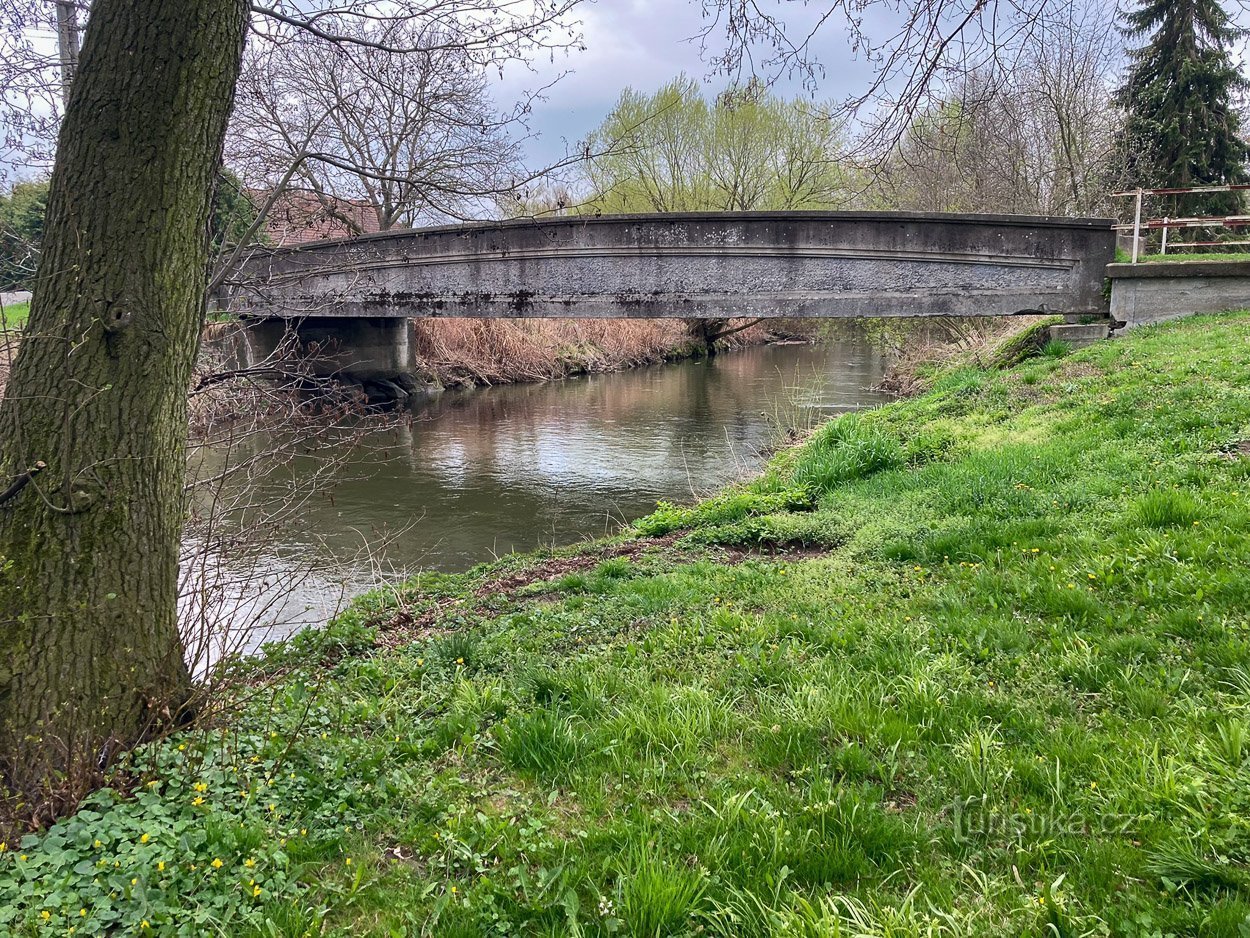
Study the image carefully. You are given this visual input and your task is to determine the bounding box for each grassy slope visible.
[6,313,1250,937]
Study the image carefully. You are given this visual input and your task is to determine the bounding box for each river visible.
[185,337,891,662]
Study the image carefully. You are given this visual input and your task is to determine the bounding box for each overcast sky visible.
[490,0,882,170]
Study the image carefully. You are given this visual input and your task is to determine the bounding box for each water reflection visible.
[190,338,891,648]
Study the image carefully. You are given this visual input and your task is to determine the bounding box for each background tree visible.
[0,172,256,293]
[873,4,1121,216]
[582,75,851,351]
[584,76,851,214]
[1115,0,1249,217]
[0,178,49,291]
[211,169,261,252]
[697,0,1095,150]
[230,15,528,232]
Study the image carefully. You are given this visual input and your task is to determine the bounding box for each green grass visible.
[7,312,1250,935]
[0,300,27,329]
[1139,252,1250,263]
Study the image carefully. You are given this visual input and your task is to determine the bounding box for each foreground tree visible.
[0,0,248,796]
[1115,0,1249,216]
[0,0,583,804]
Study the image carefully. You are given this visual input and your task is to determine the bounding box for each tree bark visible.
[0,0,248,793]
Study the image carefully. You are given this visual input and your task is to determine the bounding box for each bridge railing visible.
[1112,184,1250,262]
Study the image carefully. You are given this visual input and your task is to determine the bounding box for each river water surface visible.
[191,338,891,653]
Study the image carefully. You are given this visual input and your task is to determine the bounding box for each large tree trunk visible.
[0,0,248,795]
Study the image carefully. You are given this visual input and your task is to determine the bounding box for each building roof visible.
[249,188,383,246]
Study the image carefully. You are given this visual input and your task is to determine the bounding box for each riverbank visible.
[409,317,786,388]
[5,312,1250,935]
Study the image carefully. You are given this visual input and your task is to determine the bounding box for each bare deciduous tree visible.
[871,2,1122,216]
[696,0,1130,152]
[230,15,535,232]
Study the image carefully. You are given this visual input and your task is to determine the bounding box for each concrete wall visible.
[219,211,1116,321]
[1108,261,1250,328]
[242,316,413,381]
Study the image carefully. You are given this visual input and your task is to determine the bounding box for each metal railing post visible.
[1132,188,1143,264]
[1161,218,1169,256]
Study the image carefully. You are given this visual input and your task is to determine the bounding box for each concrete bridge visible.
[214,211,1116,389]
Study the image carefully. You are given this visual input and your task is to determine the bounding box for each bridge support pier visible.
[240,316,430,405]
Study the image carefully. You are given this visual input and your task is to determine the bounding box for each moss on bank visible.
[5,312,1250,935]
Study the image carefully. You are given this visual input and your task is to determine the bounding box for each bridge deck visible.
[217,211,1116,320]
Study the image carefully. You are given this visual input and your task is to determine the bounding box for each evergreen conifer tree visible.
[1116,0,1249,217]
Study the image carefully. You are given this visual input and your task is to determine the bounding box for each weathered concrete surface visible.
[1107,261,1250,328]
[244,316,413,379]
[218,211,1116,321]
[1048,321,1110,348]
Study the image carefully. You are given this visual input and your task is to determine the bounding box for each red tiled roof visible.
[248,189,383,246]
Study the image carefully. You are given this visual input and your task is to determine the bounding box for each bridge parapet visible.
[216,211,1116,321]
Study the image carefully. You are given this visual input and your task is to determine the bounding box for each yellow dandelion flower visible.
[192,797,204,807]
[140,833,150,844]
[244,858,256,868]
[211,858,224,869]
[345,857,353,865]
[193,782,207,793]
[80,908,87,916]
[157,861,165,872]
[40,910,50,921]
[253,885,262,897]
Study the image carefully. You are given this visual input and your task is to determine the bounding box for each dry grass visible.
[410,318,776,386]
